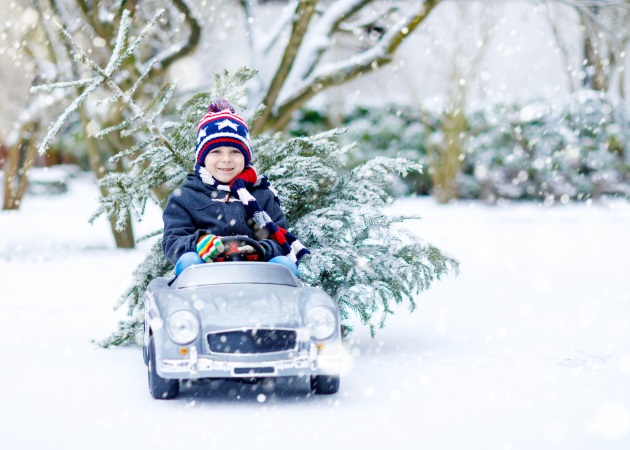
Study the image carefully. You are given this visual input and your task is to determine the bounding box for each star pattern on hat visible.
[197,127,207,144]
[216,119,239,131]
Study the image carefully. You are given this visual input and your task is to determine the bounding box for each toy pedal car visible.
[142,237,342,399]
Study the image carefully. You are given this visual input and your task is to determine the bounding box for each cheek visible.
[203,154,217,168]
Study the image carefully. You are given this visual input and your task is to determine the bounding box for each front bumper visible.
[157,344,341,379]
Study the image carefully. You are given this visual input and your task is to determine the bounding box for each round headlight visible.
[167,310,200,345]
[305,306,336,340]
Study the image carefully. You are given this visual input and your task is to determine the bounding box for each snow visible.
[1,174,630,449]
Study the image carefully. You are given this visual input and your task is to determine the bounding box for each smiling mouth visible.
[218,168,234,171]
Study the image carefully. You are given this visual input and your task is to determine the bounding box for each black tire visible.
[310,375,340,394]
[148,335,180,399]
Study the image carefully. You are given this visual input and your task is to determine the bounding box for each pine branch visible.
[104,9,132,76]
[33,76,103,154]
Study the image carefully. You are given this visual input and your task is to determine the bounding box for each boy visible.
[162,99,308,276]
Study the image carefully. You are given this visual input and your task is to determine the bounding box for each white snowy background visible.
[1,173,629,450]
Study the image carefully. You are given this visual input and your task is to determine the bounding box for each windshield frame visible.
[174,262,299,289]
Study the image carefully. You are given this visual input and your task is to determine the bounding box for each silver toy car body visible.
[142,250,342,399]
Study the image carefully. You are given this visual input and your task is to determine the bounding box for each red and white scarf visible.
[195,164,309,263]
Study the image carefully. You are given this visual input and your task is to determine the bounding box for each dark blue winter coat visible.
[162,174,286,264]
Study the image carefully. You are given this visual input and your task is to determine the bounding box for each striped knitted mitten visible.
[196,234,225,262]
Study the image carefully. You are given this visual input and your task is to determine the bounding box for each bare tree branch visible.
[258,1,299,56]
[541,0,577,92]
[289,0,373,82]
[251,0,317,134]
[240,0,260,54]
[266,0,440,132]
[149,0,202,72]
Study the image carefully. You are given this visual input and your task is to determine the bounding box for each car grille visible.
[207,329,297,354]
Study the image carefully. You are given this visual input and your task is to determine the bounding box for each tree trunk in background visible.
[2,121,40,210]
[581,9,608,92]
[16,0,201,246]
[429,110,466,204]
[80,108,135,249]
[421,2,495,203]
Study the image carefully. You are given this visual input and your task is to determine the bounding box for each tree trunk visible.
[250,0,317,135]
[79,108,135,249]
[2,121,40,210]
[429,111,466,204]
[580,8,608,92]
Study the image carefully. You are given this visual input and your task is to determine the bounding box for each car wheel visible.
[148,335,179,399]
[310,375,340,394]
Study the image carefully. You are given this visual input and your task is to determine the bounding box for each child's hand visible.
[238,245,256,254]
[196,234,225,262]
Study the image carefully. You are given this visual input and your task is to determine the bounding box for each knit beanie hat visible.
[195,99,253,167]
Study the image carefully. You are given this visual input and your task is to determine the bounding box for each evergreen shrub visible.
[460,90,630,203]
[290,103,435,195]
[292,92,630,203]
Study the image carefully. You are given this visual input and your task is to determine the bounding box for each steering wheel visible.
[215,236,266,262]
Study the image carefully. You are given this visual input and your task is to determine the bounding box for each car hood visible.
[155,284,304,329]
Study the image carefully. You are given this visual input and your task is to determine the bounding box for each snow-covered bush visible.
[460,91,630,202]
[294,92,630,203]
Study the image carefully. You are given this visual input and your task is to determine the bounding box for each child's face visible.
[204,146,245,183]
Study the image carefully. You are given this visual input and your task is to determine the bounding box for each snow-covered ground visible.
[1,174,629,450]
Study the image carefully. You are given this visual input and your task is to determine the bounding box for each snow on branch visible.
[31,9,131,154]
[258,0,298,56]
[274,0,439,127]
[302,2,434,91]
[240,0,261,57]
[251,0,317,131]
[29,77,101,93]
[287,0,373,84]
[32,76,103,154]
[105,10,132,76]
[139,0,202,73]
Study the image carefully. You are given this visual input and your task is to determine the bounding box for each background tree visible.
[17,0,447,214]
[2,0,201,249]
[238,0,442,133]
[395,0,498,203]
[543,0,630,97]
[1,2,50,210]
[427,1,497,203]
[575,0,630,95]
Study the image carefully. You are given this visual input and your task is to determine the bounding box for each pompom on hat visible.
[195,99,253,168]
